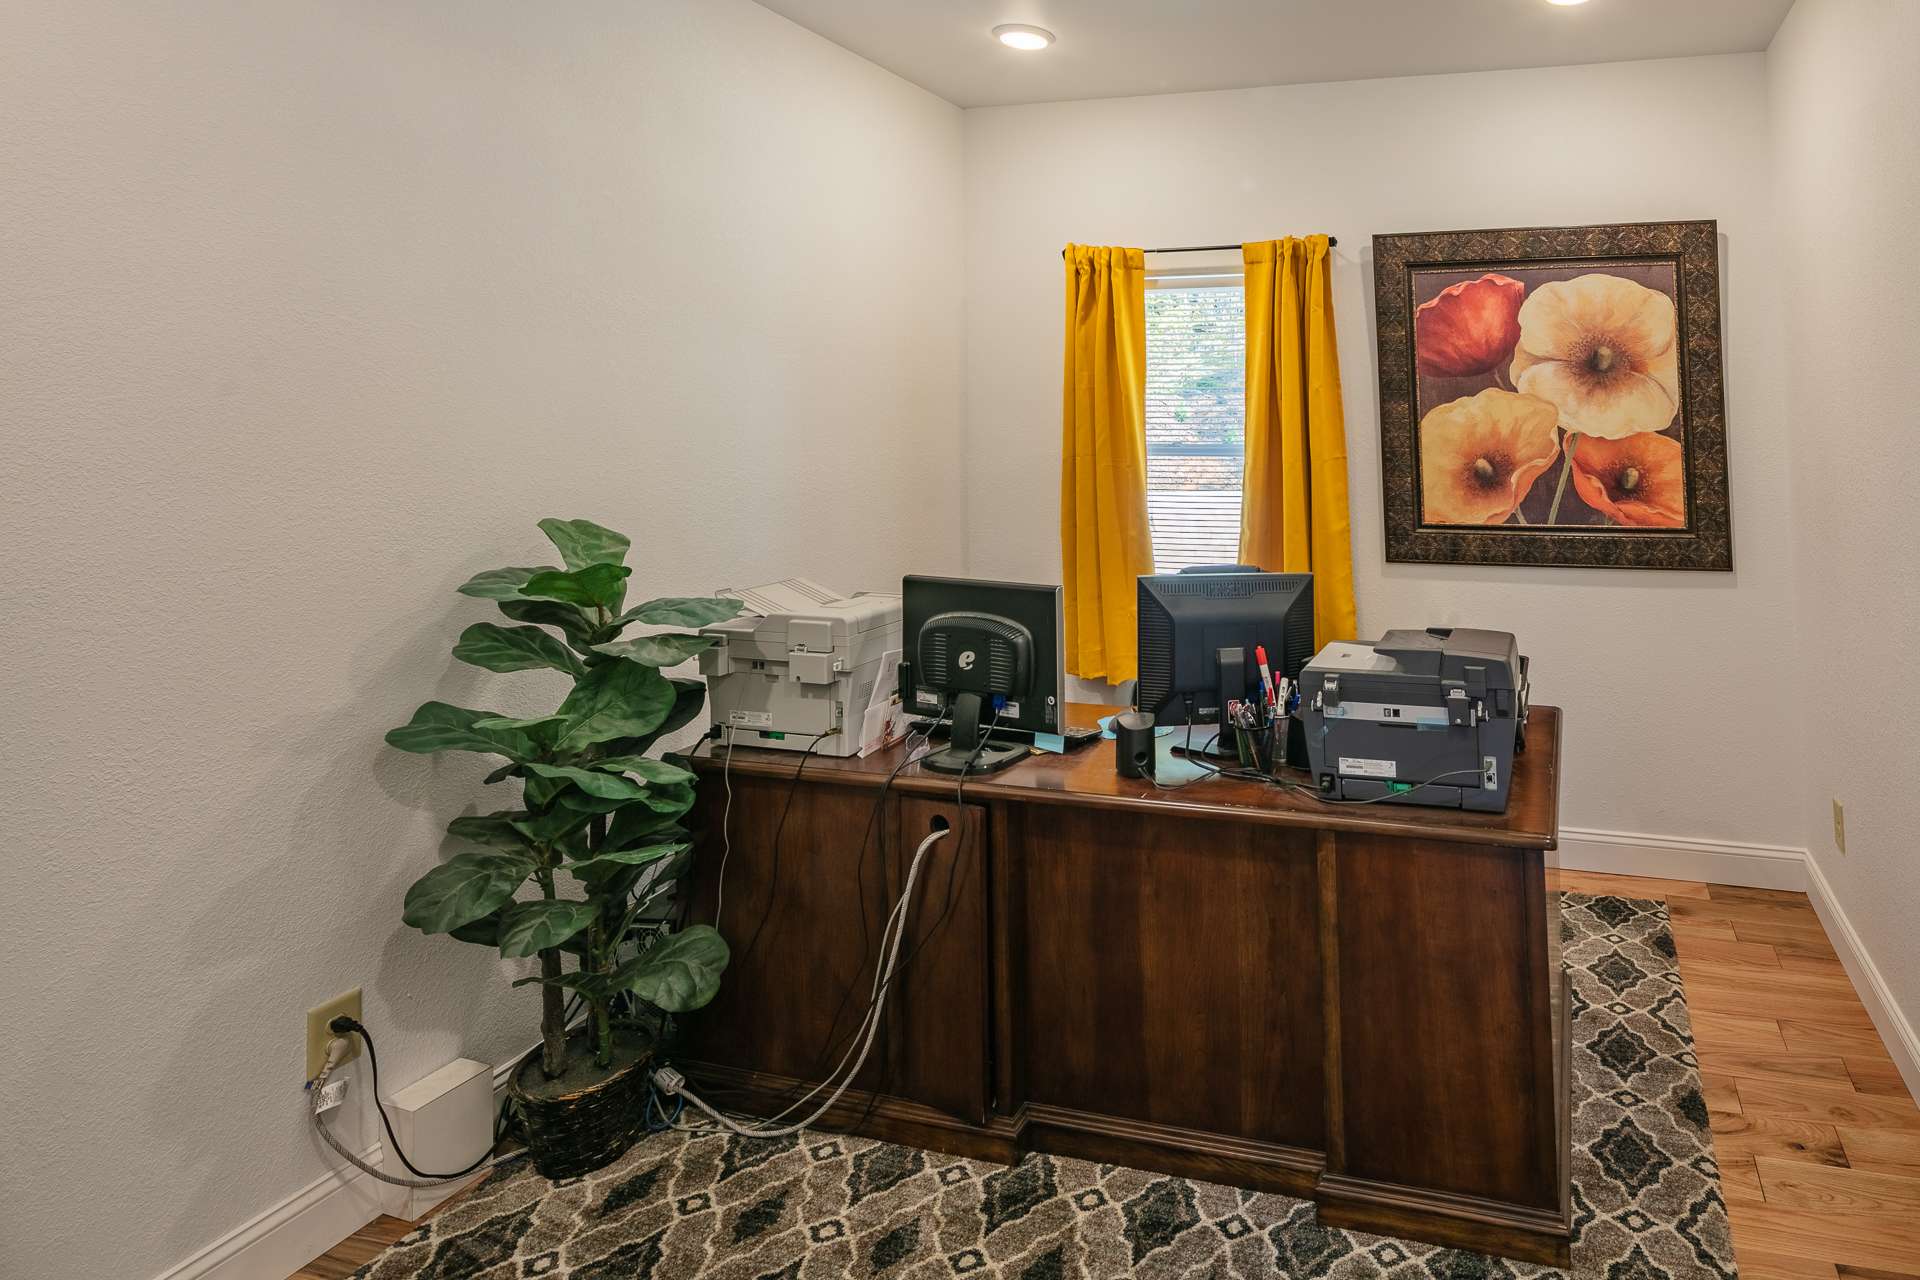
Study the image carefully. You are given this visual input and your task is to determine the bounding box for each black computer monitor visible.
[1135,571,1314,748]
[900,575,1065,775]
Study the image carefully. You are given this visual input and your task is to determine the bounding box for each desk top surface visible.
[692,704,1561,849]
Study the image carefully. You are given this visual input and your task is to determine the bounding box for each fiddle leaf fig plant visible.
[386,518,744,1077]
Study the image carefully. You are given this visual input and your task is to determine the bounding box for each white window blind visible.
[1144,275,1246,572]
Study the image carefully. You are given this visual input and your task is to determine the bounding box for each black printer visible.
[1296,628,1528,812]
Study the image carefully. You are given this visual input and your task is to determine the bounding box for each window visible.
[1144,270,1245,572]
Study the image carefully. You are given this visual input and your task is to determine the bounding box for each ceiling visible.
[751,0,1796,108]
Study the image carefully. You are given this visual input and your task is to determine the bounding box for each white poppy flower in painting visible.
[1509,273,1680,440]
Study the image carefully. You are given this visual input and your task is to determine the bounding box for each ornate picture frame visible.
[1372,220,1732,570]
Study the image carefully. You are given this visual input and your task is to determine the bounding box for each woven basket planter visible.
[509,1031,653,1180]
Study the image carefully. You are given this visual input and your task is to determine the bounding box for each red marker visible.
[1255,645,1277,710]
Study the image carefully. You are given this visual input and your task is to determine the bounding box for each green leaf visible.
[596,680,708,760]
[510,805,595,845]
[447,910,504,947]
[629,782,695,816]
[498,598,595,649]
[497,899,598,958]
[553,660,675,753]
[555,786,628,815]
[607,807,687,849]
[469,913,587,955]
[523,564,632,610]
[537,518,631,572]
[445,813,532,851]
[616,597,745,629]
[594,756,696,788]
[520,770,562,810]
[625,845,690,900]
[566,840,688,883]
[385,702,535,760]
[616,926,730,1013]
[592,633,717,668]
[522,762,649,801]
[471,715,569,753]
[452,624,586,677]
[456,566,557,601]
[403,851,533,933]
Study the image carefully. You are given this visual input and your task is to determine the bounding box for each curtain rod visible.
[1061,237,1337,257]
[1149,239,1336,251]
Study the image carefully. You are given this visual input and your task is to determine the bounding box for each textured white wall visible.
[0,2,961,1276]
[962,54,1793,846]
[1770,0,1920,1063]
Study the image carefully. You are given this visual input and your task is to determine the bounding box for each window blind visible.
[1144,282,1246,572]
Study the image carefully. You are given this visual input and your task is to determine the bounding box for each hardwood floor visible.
[293,870,1920,1279]
[290,1215,415,1279]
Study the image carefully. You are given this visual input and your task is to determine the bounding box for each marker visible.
[1254,645,1277,710]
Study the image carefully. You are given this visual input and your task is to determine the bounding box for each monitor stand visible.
[921,691,1031,775]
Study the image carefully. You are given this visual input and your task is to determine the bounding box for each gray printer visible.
[1297,627,1528,812]
[698,580,901,757]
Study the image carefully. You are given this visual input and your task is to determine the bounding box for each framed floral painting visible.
[1373,220,1732,570]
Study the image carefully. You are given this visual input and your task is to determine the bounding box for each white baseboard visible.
[155,1142,388,1280]
[1556,825,1810,891]
[1804,854,1920,1103]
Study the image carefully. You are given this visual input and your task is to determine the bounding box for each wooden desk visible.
[680,705,1568,1265]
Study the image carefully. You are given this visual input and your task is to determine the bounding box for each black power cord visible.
[840,704,1001,1137]
[329,1016,504,1180]
[734,730,830,966]
[745,706,991,1135]
[795,721,943,1090]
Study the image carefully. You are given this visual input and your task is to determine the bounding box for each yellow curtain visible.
[1240,236,1356,648]
[1060,244,1154,682]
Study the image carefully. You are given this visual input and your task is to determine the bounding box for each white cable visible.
[307,1040,524,1188]
[753,870,916,1127]
[658,823,951,1138]
[747,726,947,1126]
[715,725,736,927]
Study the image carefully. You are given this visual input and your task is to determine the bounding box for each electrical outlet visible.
[305,987,362,1080]
[1832,798,1847,855]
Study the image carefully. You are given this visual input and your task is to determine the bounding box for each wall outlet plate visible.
[1832,798,1847,855]
[306,987,362,1080]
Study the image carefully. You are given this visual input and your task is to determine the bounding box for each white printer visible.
[698,579,902,757]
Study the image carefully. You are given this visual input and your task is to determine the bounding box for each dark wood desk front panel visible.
[678,706,1568,1265]
[1002,804,1323,1150]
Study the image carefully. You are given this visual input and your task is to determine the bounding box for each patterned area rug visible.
[353,894,1735,1279]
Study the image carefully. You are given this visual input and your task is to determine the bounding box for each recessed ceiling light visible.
[1546,0,1591,6]
[993,24,1055,51]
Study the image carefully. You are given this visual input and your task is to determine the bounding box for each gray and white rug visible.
[353,893,1734,1278]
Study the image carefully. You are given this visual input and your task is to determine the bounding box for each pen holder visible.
[1234,721,1261,771]
[1232,715,1276,774]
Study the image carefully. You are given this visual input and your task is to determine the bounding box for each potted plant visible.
[385,517,742,1178]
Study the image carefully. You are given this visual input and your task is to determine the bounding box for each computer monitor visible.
[1135,571,1314,749]
[900,575,1065,775]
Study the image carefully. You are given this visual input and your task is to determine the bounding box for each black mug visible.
[1114,711,1156,778]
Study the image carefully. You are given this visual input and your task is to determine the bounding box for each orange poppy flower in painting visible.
[1510,273,1681,439]
[1420,388,1561,525]
[1565,431,1687,527]
[1414,273,1525,377]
